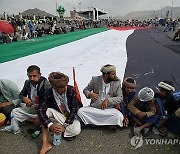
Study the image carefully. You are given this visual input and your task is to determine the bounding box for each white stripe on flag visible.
[0,29,134,106]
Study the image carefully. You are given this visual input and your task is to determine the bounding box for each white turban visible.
[158,81,175,91]
[100,65,116,73]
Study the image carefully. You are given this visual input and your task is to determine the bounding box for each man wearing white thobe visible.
[78,64,124,127]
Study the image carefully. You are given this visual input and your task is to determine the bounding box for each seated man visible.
[21,29,29,40]
[120,77,136,127]
[78,64,124,129]
[173,28,180,41]
[154,81,176,135]
[0,35,4,43]
[38,72,81,154]
[169,106,180,134]
[9,65,50,131]
[2,32,12,43]
[0,79,21,124]
[13,30,21,42]
[155,80,180,134]
[167,107,180,134]
[128,87,158,136]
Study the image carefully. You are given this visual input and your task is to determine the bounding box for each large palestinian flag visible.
[1,27,180,106]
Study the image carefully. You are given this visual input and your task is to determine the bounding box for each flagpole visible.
[73,67,83,107]
[55,0,58,16]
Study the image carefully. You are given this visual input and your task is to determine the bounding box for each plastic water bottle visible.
[53,123,62,146]
[11,115,20,134]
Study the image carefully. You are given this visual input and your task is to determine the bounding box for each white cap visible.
[158,81,175,91]
[138,87,154,102]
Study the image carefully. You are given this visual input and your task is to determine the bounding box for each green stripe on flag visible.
[0,28,107,63]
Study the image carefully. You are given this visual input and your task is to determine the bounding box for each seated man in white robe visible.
[78,64,124,129]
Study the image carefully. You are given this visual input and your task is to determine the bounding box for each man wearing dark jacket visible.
[155,80,180,134]
[38,72,81,154]
[120,77,136,127]
[10,65,50,129]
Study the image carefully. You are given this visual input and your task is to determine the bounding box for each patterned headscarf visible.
[48,72,69,87]
[123,77,137,88]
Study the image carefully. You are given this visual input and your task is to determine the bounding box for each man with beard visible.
[8,65,51,133]
[78,64,124,129]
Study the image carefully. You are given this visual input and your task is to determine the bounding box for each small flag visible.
[73,67,83,107]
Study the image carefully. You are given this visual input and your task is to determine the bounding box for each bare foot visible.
[123,117,129,128]
[40,142,52,154]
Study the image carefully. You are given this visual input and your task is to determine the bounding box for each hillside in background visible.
[115,6,180,20]
[21,8,55,18]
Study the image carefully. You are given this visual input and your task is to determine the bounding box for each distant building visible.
[68,8,108,21]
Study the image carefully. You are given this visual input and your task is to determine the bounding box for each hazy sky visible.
[0,0,180,17]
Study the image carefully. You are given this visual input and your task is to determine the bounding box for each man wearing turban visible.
[120,77,137,128]
[38,72,81,154]
[154,80,180,134]
[77,64,124,130]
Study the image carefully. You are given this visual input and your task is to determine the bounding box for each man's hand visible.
[59,125,65,133]
[0,102,12,109]
[101,99,108,110]
[114,104,121,110]
[23,97,33,107]
[89,92,99,101]
[137,112,147,119]
[34,117,41,126]
[50,123,65,133]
